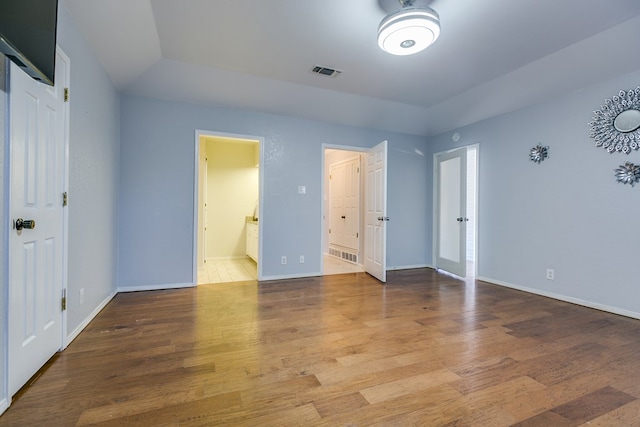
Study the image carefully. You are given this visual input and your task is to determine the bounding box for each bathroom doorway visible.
[194,130,263,284]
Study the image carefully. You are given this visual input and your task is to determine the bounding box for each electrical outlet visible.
[546,269,555,280]
[79,288,85,305]
[299,255,304,264]
[281,256,287,265]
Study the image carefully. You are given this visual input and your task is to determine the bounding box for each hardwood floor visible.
[2,269,640,426]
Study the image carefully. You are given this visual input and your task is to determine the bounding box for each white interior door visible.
[343,156,360,251]
[8,52,68,396]
[329,162,345,246]
[364,140,388,282]
[435,147,467,277]
[329,156,360,251]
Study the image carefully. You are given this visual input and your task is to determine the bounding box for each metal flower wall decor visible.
[529,144,549,163]
[588,87,640,154]
[614,162,640,187]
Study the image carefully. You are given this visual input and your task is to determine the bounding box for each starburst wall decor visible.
[589,87,640,154]
[614,162,640,187]
[529,144,549,163]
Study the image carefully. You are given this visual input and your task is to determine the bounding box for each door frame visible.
[321,144,367,274]
[197,143,207,271]
[321,142,388,281]
[60,49,70,349]
[193,130,265,282]
[6,47,71,399]
[432,143,479,278]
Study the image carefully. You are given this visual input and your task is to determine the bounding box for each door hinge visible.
[356,232,358,238]
[64,87,70,102]
[329,228,331,234]
[62,191,68,207]
[61,289,67,311]
[357,167,360,173]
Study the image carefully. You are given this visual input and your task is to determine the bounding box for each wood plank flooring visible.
[2,269,640,426]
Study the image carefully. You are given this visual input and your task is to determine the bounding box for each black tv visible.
[0,0,59,86]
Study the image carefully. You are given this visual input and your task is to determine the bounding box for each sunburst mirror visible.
[589,87,640,154]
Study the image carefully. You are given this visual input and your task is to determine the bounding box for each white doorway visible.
[322,141,388,282]
[325,150,363,274]
[433,144,478,278]
[194,131,263,284]
[8,49,70,397]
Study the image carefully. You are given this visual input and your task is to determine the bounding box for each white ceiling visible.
[62,0,640,137]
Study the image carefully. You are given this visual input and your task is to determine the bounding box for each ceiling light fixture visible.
[378,0,440,56]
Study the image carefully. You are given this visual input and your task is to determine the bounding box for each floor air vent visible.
[329,247,358,264]
[311,65,342,78]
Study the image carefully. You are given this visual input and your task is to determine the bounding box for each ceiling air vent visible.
[310,65,342,78]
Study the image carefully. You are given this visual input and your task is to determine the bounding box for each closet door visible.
[329,156,360,251]
[434,147,467,277]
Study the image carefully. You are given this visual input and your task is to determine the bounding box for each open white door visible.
[435,147,467,277]
[364,140,388,282]
[8,51,69,396]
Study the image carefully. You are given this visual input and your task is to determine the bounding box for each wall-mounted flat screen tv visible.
[0,0,59,86]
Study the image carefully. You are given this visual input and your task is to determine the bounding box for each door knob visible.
[341,215,346,219]
[15,218,36,231]
[377,217,390,221]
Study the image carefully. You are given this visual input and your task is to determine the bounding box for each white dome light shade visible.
[378,7,440,55]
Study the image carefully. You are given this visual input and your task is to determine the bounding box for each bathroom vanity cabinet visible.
[246,221,258,262]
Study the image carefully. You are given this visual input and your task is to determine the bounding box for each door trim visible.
[59,48,70,349]
[193,130,265,282]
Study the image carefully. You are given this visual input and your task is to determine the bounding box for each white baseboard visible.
[261,265,435,281]
[0,398,9,417]
[477,276,640,320]
[117,282,195,293]
[65,290,117,347]
[260,272,322,281]
[388,264,432,271]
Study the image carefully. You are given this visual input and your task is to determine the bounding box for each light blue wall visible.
[426,69,640,317]
[57,6,120,335]
[118,95,429,287]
